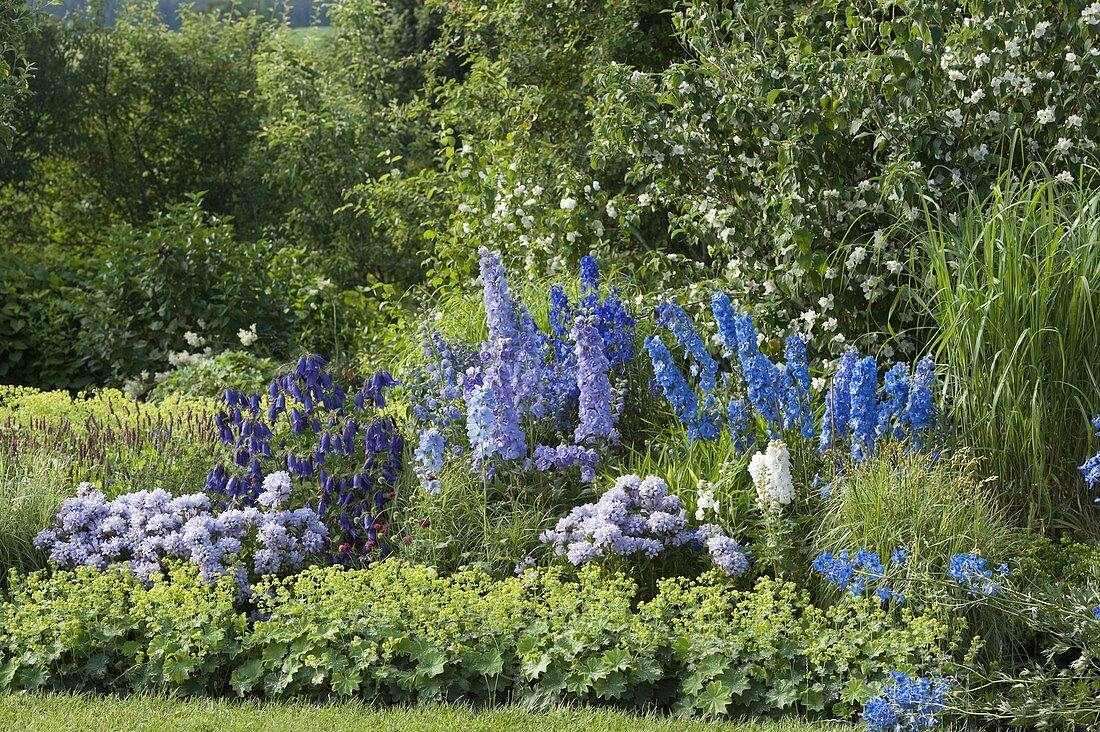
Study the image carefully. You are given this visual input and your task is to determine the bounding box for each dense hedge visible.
[0,560,963,717]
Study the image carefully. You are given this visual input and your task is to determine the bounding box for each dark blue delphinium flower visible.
[645,335,698,427]
[727,397,753,452]
[862,672,950,732]
[1092,606,1100,620]
[655,301,719,393]
[782,334,814,438]
[548,284,575,365]
[820,347,858,453]
[849,355,880,461]
[948,553,1007,596]
[580,255,600,304]
[710,291,740,356]
[594,289,636,369]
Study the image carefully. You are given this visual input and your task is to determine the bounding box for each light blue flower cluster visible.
[414,427,445,494]
[1078,414,1100,503]
[656,302,719,393]
[539,474,750,575]
[207,355,403,563]
[812,547,907,603]
[34,477,326,587]
[947,553,1008,597]
[862,671,950,732]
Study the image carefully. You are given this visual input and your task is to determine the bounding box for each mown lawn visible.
[0,693,852,731]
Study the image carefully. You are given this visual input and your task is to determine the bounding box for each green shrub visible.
[0,563,246,694]
[909,170,1100,532]
[150,350,278,400]
[0,560,965,716]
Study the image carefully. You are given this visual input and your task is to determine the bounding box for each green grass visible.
[907,167,1100,534]
[0,693,849,732]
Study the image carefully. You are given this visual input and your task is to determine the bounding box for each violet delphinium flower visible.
[782,334,814,438]
[573,314,617,444]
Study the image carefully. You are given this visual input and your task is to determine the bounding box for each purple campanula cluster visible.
[947,553,1008,597]
[1080,414,1100,503]
[862,672,950,732]
[539,474,749,576]
[34,480,326,588]
[812,547,906,602]
[206,354,403,563]
[573,314,617,445]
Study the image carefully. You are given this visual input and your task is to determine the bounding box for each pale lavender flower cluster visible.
[539,474,749,576]
[533,444,599,482]
[34,477,326,587]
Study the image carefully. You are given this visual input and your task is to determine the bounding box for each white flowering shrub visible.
[583,0,1100,353]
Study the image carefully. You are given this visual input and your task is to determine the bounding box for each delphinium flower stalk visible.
[572,314,617,444]
[655,301,719,393]
[645,335,699,427]
[1080,414,1100,503]
[848,355,880,461]
[414,427,445,494]
[878,362,911,440]
[782,334,814,438]
[906,356,936,448]
[732,311,781,431]
[820,347,858,453]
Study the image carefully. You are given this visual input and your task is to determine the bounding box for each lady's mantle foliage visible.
[206,354,403,563]
[410,250,634,488]
[539,474,749,576]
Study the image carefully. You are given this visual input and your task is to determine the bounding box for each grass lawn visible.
[0,693,853,731]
